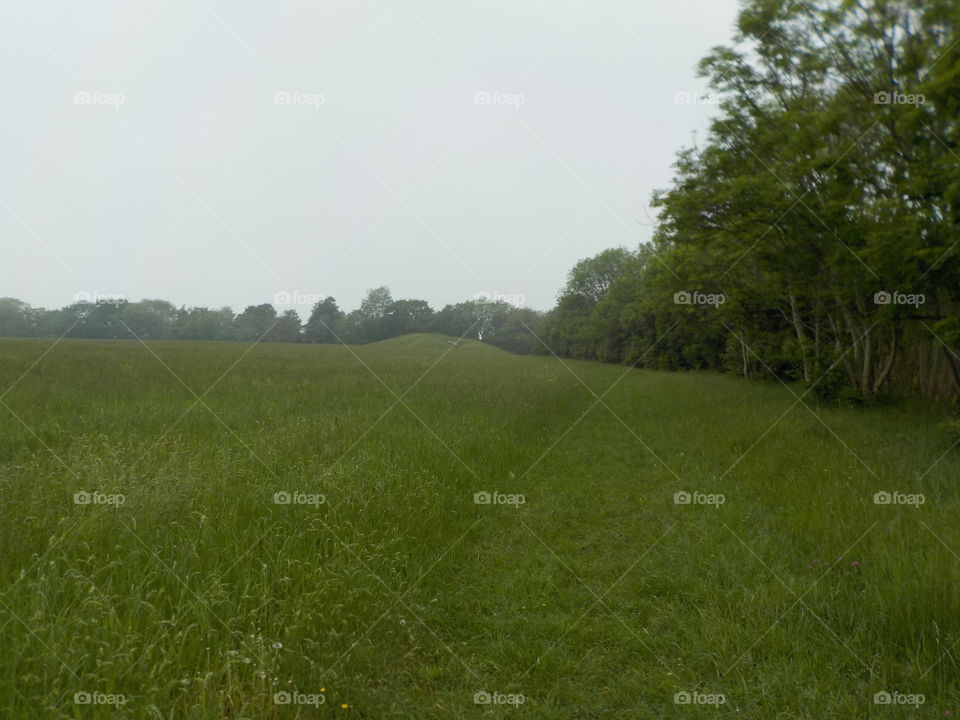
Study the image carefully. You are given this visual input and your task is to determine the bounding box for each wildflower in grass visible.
[850,561,860,568]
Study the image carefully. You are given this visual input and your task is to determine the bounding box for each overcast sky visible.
[1,0,740,315]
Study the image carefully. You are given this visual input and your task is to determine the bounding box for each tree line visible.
[0,289,543,355]
[543,0,960,404]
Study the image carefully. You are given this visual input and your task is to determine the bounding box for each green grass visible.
[0,334,957,718]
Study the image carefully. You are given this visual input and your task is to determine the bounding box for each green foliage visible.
[234,303,279,342]
[303,297,343,343]
[534,0,960,401]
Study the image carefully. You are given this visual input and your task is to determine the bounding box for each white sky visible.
[1,0,741,315]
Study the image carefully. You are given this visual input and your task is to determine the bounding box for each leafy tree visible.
[269,309,303,343]
[383,299,433,337]
[176,306,236,341]
[486,308,544,355]
[121,299,178,340]
[234,304,278,342]
[0,298,34,337]
[432,302,481,340]
[62,300,128,339]
[303,297,343,343]
[343,287,394,343]
[359,286,392,320]
[564,248,635,304]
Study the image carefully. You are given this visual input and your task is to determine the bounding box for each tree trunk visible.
[789,291,811,382]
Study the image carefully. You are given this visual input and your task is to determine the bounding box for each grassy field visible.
[0,333,958,718]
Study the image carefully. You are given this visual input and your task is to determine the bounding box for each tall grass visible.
[0,334,957,718]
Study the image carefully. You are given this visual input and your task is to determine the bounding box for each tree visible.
[344,286,394,343]
[0,298,34,337]
[269,309,303,343]
[383,299,433,337]
[234,304,278,341]
[432,302,481,340]
[63,299,128,339]
[121,299,178,340]
[486,308,544,355]
[563,247,635,304]
[359,286,392,320]
[176,306,236,341]
[431,300,511,341]
[546,248,641,358]
[303,297,343,343]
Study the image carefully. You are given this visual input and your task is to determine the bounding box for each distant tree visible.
[63,300,128,339]
[303,297,343,343]
[432,300,511,341]
[473,300,513,341]
[269,309,303,343]
[359,286,392,320]
[31,307,65,337]
[546,248,641,358]
[432,302,481,340]
[486,307,544,354]
[564,248,635,304]
[234,304,278,341]
[121,299,178,340]
[0,298,33,337]
[383,299,433,337]
[345,286,394,342]
[176,306,236,341]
